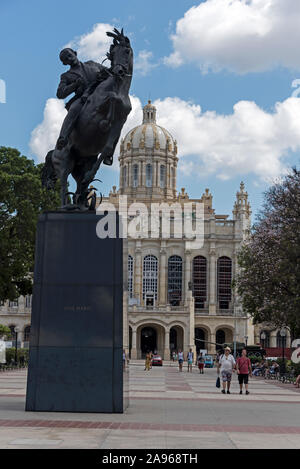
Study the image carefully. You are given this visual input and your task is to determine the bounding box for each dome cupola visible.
[119,101,178,201]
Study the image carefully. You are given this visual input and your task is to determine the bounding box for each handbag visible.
[216,376,221,388]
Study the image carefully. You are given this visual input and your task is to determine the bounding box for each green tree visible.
[235,168,300,339]
[0,146,60,301]
[0,324,11,339]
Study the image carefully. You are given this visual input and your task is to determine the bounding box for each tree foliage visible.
[0,146,60,301]
[235,168,300,338]
[0,324,11,339]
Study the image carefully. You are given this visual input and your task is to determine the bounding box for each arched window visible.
[260,330,270,348]
[193,256,207,309]
[132,164,138,188]
[160,165,166,188]
[128,255,134,298]
[8,325,16,340]
[146,164,152,187]
[25,295,32,308]
[216,329,226,351]
[168,255,182,306]
[276,331,287,348]
[24,326,31,342]
[143,255,158,301]
[123,166,127,187]
[171,167,175,188]
[217,256,232,309]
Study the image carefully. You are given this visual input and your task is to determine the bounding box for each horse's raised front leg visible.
[102,117,125,166]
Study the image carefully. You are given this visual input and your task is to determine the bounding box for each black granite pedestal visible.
[26,211,127,413]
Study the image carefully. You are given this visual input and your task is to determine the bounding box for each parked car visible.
[152,354,163,366]
[204,355,214,368]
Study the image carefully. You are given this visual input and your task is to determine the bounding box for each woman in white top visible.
[217,347,236,394]
[178,350,184,372]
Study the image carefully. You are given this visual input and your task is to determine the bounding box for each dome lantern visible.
[143,100,156,124]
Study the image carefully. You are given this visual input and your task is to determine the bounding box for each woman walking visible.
[178,349,184,372]
[144,351,152,371]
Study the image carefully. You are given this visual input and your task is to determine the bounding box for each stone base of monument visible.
[25,211,128,413]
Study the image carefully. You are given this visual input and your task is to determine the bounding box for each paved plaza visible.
[0,363,299,449]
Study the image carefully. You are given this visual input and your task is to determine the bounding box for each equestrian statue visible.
[42,28,133,210]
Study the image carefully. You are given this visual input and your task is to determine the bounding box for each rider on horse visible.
[56,47,110,150]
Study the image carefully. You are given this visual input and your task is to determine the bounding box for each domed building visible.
[100,100,273,360]
[0,100,291,359]
[118,100,178,201]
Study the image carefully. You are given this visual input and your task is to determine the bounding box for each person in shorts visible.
[217,347,236,394]
[198,352,205,374]
[178,349,184,372]
[187,348,194,372]
[236,348,252,394]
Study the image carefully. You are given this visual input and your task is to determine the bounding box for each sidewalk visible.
[0,364,299,448]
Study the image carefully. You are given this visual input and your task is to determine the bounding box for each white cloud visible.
[66,23,114,61]
[153,96,300,180]
[165,0,300,73]
[29,98,66,161]
[30,94,300,181]
[134,50,158,76]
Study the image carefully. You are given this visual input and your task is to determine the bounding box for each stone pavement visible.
[0,363,299,449]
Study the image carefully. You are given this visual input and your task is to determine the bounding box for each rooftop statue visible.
[42,28,133,210]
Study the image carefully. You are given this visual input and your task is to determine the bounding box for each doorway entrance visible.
[141,327,157,357]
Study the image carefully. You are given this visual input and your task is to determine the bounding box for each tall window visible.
[128,255,134,298]
[168,255,182,306]
[24,326,31,342]
[260,331,270,348]
[193,256,207,309]
[276,331,286,348]
[217,256,232,309]
[160,165,166,188]
[171,167,174,188]
[143,255,158,300]
[122,166,127,187]
[9,300,18,308]
[132,164,138,188]
[25,295,32,308]
[146,164,152,187]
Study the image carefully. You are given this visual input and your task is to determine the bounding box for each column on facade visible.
[131,327,137,359]
[134,241,142,305]
[184,248,191,306]
[123,290,129,355]
[209,243,216,315]
[164,328,170,360]
[159,242,167,305]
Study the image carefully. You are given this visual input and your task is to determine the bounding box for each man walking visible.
[187,348,194,373]
[217,347,236,394]
[236,348,252,395]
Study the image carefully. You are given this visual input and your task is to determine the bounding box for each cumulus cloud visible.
[65,23,114,61]
[29,94,300,180]
[29,98,66,161]
[165,0,300,73]
[134,50,158,76]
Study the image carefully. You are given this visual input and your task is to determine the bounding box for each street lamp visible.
[14,326,20,366]
[280,327,286,374]
[260,331,266,347]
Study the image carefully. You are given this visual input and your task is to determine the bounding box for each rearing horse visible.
[42,28,133,209]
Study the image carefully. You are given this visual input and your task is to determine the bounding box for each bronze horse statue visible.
[42,28,133,210]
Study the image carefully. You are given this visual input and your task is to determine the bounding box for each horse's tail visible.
[41,150,57,189]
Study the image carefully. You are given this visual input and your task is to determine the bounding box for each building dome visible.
[119,100,178,200]
[121,101,177,154]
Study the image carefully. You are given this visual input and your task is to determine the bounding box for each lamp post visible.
[260,331,266,348]
[280,327,286,374]
[14,326,20,366]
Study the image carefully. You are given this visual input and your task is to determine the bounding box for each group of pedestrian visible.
[217,347,252,395]
[174,349,205,374]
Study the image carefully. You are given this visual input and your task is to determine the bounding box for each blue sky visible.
[1,0,300,219]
